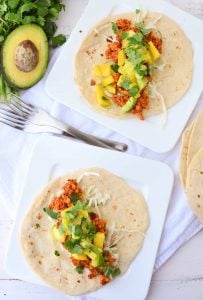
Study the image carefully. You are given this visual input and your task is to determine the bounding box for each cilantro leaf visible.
[136,9,141,14]
[111,22,119,34]
[76,266,83,274]
[112,268,121,277]
[111,64,119,73]
[51,34,66,48]
[8,0,20,10]
[64,240,83,254]
[70,192,80,204]
[43,207,58,219]
[54,250,60,256]
[121,31,128,40]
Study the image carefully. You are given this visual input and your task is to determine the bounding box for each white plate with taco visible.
[5,135,173,300]
[45,0,203,153]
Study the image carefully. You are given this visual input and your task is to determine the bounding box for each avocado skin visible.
[2,24,49,89]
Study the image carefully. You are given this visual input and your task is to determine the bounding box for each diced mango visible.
[96,84,112,107]
[101,75,114,87]
[94,232,105,249]
[52,225,66,243]
[93,65,102,77]
[100,64,112,77]
[72,253,87,260]
[104,85,116,94]
[148,41,160,62]
[93,64,112,77]
[118,50,126,66]
[143,50,153,65]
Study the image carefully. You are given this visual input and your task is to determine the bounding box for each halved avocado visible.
[2,24,49,89]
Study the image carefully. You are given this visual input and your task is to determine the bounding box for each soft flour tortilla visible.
[186,148,203,223]
[187,111,203,168]
[20,168,149,295]
[75,12,193,119]
[179,123,193,188]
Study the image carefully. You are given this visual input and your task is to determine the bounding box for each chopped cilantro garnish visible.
[135,64,148,76]
[35,223,40,229]
[135,22,151,35]
[54,250,60,256]
[70,192,80,204]
[112,268,121,277]
[136,8,141,14]
[43,207,58,219]
[129,85,139,96]
[112,22,119,34]
[120,77,131,90]
[104,265,121,278]
[128,32,144,45]
[76,266,83,274]
[121,31,128,40]
[111,64,119,73]
[64,240,83,254]
[104,265,112,277]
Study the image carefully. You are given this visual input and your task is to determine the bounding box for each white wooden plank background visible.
[1,0,203,299]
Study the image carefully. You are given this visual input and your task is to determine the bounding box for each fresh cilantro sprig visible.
[0,0,66,46]
[43,207,58,219]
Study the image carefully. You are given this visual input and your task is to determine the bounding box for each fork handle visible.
[62,126,128,152]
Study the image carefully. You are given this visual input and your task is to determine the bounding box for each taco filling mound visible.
[20,168,149,295]
[75,11,193,121]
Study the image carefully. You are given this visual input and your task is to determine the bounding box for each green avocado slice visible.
[122,96,139,113]
[2,24,49,89]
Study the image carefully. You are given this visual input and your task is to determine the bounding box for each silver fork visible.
[0,94,128,152]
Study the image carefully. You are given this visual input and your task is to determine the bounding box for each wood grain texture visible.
[1,0,203,299]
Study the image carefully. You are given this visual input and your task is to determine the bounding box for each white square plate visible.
[45,0,203,153]
[5,136,173,300]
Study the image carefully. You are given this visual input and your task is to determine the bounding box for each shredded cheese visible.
[149,82,167,127]
[77,172,100,183]
[145,14,162,29]
[135,9,147,23]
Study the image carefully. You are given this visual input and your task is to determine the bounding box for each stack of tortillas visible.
[179,111,203,223]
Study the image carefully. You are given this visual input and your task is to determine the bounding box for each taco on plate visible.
[20,168,149,295]
[75,11,193,120]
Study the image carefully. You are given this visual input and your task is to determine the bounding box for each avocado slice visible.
[122,96,139,113]
[2,24,49,89]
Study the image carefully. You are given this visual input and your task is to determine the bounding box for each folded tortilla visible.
[75,12,193,118]
[186,148,203,223]
[20,168,149,295]
[179,123,193,188]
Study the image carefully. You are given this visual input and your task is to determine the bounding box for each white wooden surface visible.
[1,0,203,299]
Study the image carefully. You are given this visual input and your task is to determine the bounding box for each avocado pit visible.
[15,40,39,72]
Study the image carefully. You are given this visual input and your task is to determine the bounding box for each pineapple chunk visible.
[118,50,126,66]
[143,50,153,65]
[105,85,116,94]
[100,64,112,77]
[94,232,105,249]
[101,75,114,87]
[93,65,102,77]
[93,64,112,77]
[148,41,160,62]
[72,253,87,260]
[96,84,111,107]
